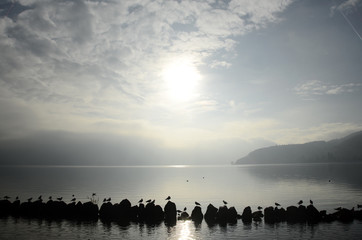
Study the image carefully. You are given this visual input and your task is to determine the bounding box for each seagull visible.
[184,207,187,211]
[165,196,171,201]
[151,199,155,204]
[257,206,263,211]
[92,193,96,197]
[3,196,10,200]
[49,196,52,200]
[103,198,107,202]
[27,197,32,202]
[146,199,151,203]
[71,197,76,202]
[223,200,228,205]
[298,200,303,205]
[177,210,182,213]
[357,204,362,208]
[57,197,63,201]
[38,195,42,200]
[310,199,313,205]
[15,196,19,200]
[275,202,280,207]
[195,201,201,206]
[138,198,143,203]
[334,207,342,211]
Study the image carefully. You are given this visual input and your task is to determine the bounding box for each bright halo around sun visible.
[162,58,201,102]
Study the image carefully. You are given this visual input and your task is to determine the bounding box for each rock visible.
[0,200,12,216]
[191,206,203,223]
[264,206,275,223]
[241,206,252,223]
[306,204,321,223]
[227,206,238,223]
[216,205,228,224]
[204,204,218,224]
[252,210,264,221]
[164,201,177,225]
[178,211,190,220]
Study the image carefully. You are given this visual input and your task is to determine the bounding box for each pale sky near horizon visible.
[0,0,361,165]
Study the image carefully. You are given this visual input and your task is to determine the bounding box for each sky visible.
[0,0,361,165]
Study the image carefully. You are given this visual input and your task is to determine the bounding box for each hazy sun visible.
[162,58,201,102]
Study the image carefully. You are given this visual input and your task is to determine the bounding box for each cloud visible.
[294,80,362,97]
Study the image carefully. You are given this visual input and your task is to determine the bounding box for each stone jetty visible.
[1,197,361,226]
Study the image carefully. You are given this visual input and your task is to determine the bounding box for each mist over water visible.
[1,163,362,239]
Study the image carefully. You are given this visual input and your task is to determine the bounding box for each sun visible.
[162,58,201,102]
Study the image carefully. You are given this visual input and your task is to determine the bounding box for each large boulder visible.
[241,206,252,223]
[216,206,228,224]
[306,205,321,223]
[227,206,238,223]
[191,206,203,223]
[164,201,177,225]
[264,206,275,223]
[204,204,218,224]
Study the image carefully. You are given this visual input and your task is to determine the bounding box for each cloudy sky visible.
[0,0,361,165]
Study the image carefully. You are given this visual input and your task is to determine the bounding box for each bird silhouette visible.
[334,207,342,211]
[151,199,155,204]
[15,196,19,200]
[223,200,228,205]
[138,198,143,203]
[3,196,10,200]
[357,204,362,208]
[71,197,76,202]
[257,206,263,211]
[298,200,303,205]
[49,196,52,200]
[92,193,96,197]
[146,199,151,203]
[310,199,313,205]
[165,196,171,201]
[275,202,280,207]
[103,198,107,202]
[106,197,111,202]
[184,207,187,211]
[177,210,182,213]
[195,201,201,206]
[27,197,32,202]
[57,197,63,201]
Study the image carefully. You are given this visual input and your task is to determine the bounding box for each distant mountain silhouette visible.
[235,131,362,164]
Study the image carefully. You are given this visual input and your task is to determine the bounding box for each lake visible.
[1,163,362,239]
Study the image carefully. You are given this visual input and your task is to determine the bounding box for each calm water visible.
[1,163,362,239]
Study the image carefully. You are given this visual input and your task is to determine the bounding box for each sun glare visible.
[162,58,201,102]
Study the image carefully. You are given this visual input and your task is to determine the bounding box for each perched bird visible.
[38,195,42,200]
[257,206,263,211]
[146,199,151,203]
[150,200,155,204]
[138,198,143,203]
[298,200,303,205]
[57,197,63,201]
[357,204,362,208]
[223,200,228,205]
[334,207,342,211]
[184,207,187,211]
[92,193,96,197]
[15,196,19,200]
[27,197,32,202]
[186,180,189,182]
[49,196,52,200]
[275,202,280,207]
[165,196,171,201]
[103,198,107,202]
[195,201,201,206]
[351,207,355,211]
[310,199,313,205]
[3,196,10,200]
[71,197,76,202]
[177,210,182,213]
[107,197,111,202]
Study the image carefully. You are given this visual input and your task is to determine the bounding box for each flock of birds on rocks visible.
[1,194,362,225]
